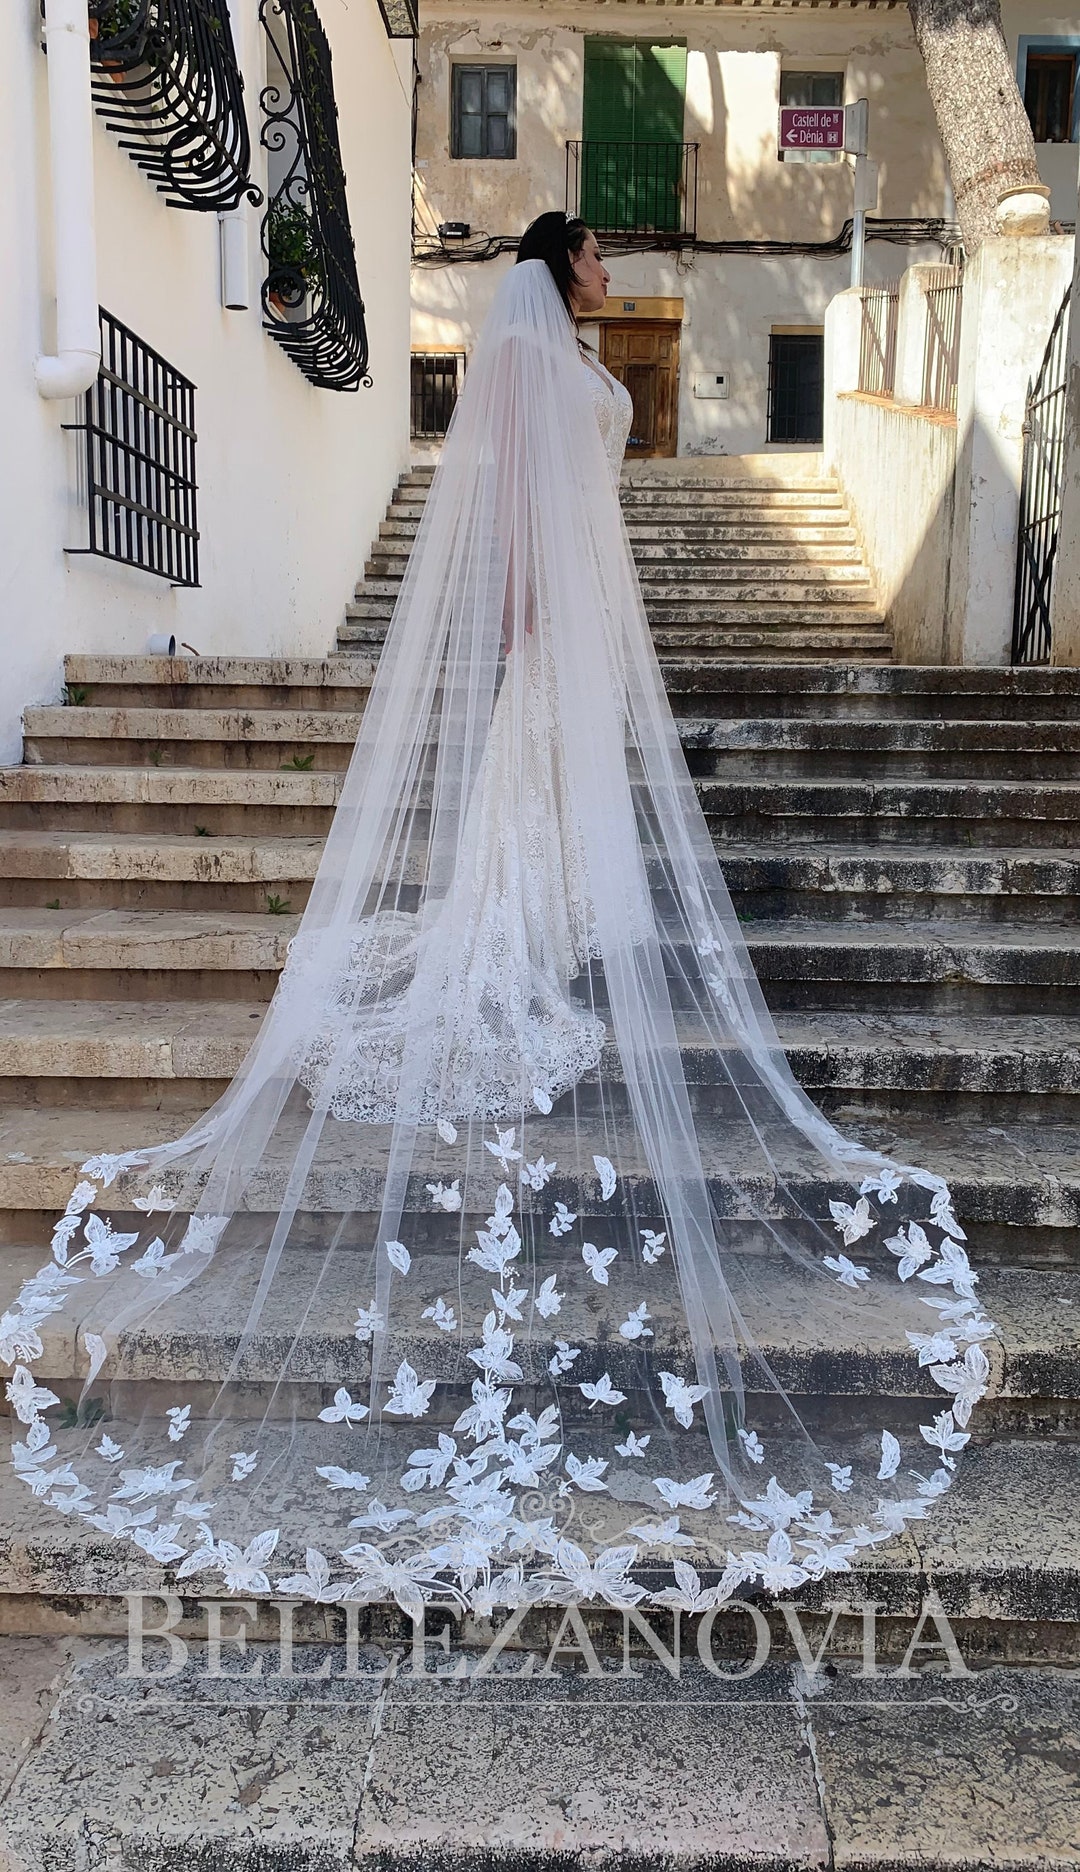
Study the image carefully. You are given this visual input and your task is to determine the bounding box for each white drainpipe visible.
[36,0,100,400]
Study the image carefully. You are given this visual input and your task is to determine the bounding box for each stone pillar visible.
[1050,177,1080,665]
[947,235,1074,664]
[822,288,862,470]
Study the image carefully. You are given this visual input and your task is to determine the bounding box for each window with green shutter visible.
[451,64,516,159]
[581,39,686,231]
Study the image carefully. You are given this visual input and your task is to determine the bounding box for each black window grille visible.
[767,333,824,445]
[1012,281,1071,665]
[86,0,259,211]
[64,309,199,587]
[1024,50,1078,143]
[259,0,371,392]
[411,352,465,437]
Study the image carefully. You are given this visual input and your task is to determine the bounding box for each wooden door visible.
[600,320,680,457]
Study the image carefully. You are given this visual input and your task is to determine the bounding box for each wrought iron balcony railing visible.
[565,141,699,241]
[259,0,371,392]
[64,308,200,587]
[87,0,258,212]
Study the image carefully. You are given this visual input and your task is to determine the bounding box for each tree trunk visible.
[908,0,1044,253]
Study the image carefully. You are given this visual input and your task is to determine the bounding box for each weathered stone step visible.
[682,715,1080,780]
[56,658,1080,721]
[703,778,1080,849]
[359,550,868,580]
[0,1108,1073,1257]
[0,832,322,912]
[0,1232,1066,1421]
[24,706,365,749]
[0,766,342,835]
[378,517,861,544]
[1,1002,1075,1117]
[0,1646,1073,1868]
[4,909,1070,995]
[0,1424,1075,1641]
[715,844,1080,923]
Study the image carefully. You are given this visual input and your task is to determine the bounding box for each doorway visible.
[600,320,680,457]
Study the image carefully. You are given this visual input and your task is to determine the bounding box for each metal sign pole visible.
[844,99,871,290]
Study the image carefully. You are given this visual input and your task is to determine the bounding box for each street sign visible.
[778,106,844,152]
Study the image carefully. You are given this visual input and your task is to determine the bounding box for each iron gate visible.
[1012,281,1072,665]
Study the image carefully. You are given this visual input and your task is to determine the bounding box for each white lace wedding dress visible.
[294,351,646,1125]
[2,264,997,1616]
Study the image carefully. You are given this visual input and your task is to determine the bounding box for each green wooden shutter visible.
[581,40,685,231]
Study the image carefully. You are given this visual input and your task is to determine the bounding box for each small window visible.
[411,352,466,437]
[768,333,824,445]
[780,70,843,164]
[1024,51,1077,143]
[451,64,516,159]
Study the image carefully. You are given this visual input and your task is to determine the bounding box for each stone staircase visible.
[0,654,1079,1867]
[338,460,891,662]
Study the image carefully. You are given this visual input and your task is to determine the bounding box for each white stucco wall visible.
[414,242,935,458]
[0,0,412,761]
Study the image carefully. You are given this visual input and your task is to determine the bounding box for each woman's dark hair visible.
[516,212,590,319]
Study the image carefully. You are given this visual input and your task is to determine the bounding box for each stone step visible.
[0,1234,1068,1424]
[0,1646,1074,1869]
[0,766,343,835]
[0,1002,1074,1121]
[8,812,1072,935]
[0,1413,1076,1644]
[712,844,1080,923]
[57,658,1080,721]
[0,831,322,912]
[342,597,888,627]
[0,1107,1073,1258]
[683,716,1080,781]
[4,909,1070,995]
[703,778,1080,849]
[378,517,861,544]
[37,712,1076,780]
[391,485,848,511]
[362,556,872,584]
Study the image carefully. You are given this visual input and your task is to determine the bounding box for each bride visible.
[3,213,995,1613]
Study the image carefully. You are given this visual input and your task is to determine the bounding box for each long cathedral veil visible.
[3,260,995,1610]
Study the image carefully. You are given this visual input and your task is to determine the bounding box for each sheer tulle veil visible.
[3,258,996,1611]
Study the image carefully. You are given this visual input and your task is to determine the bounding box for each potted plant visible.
[266,201,321,312]
[89,0,144,82]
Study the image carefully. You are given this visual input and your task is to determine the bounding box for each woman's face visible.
[568,231,611,316]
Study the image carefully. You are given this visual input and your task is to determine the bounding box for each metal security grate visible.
[410,353,465,438]
[65,309,199,587]
[857,282,900,398]
[767,333,824,444]
[921,266,962,415]
[1012,282,1072,666]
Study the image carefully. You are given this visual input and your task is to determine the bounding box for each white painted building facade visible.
[410,0,1080,462]
[2,0,414,760]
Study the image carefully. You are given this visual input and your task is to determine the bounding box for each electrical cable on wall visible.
[412,216,962,266]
